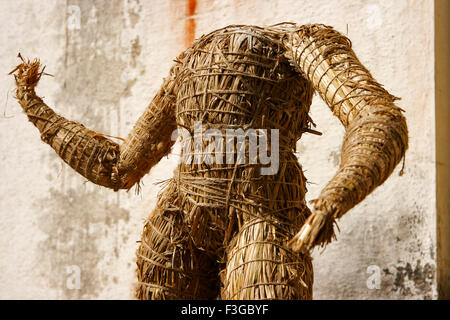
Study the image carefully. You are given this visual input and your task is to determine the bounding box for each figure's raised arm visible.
[11,55,180,191]
[281,24,408,251]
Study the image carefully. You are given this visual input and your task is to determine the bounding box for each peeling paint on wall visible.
[36,188,130,299]
[383,260,435,299]
[35,0,144,299]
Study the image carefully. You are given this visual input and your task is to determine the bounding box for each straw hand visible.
[287,208,336,253]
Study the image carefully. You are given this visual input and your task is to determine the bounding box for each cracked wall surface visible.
[0,0,438,299]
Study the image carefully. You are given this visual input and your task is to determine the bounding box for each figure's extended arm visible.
[11,55,180,191]
[282,24,408,251]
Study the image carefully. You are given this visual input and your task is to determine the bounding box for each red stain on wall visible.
[185,0,197,48]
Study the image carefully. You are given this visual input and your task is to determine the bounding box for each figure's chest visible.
[175,29,313,142]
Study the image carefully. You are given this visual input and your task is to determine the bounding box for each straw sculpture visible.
[11,23,408,300]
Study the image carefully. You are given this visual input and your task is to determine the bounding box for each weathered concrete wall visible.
[0,0,438,299]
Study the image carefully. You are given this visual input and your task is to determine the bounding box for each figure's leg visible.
[136,180,220,300]
[221,214,314,300]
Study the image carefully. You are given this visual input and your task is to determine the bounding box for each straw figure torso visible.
[11,23,408,300]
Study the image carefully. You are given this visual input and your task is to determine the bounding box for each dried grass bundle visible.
[11,23,407,300]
